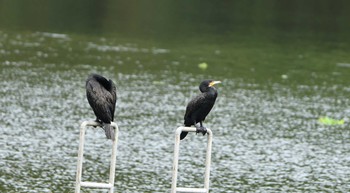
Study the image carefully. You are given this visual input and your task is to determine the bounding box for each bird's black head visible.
[199,80,222,92]
[89,73,113,90]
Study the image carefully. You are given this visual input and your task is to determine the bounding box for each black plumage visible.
[181,80,221,140]
[86,74,117,140]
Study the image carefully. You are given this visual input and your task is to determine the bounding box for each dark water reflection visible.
[1,1,350,192]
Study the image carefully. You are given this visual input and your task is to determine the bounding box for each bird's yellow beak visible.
[209,81,222,87]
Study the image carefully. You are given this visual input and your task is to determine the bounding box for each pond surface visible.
[1,1,350,193]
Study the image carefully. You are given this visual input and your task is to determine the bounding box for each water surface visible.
[1,1,350,193]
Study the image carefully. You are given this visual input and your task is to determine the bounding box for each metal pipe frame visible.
[75,121,119,193]
[171,127,213,193]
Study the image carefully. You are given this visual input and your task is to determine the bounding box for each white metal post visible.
[75,121,119,193]
[171,127,213,193]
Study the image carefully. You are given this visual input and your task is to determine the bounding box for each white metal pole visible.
[204,129,213,192]
[171,126,183,193]
[108,122,119,193]
[171,127,212,193]
[75,121,88,193]
[75,121,118,193]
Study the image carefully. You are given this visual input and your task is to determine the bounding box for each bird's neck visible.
[204,88,217,98]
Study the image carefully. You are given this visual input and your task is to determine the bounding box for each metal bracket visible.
[171,127,213,193]
[75,121,119,193]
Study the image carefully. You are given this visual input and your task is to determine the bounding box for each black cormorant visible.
[86,74,117,140]
[181,80,221,140]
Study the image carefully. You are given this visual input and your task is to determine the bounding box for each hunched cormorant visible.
[181,80,221,140]
[86,74,117,140]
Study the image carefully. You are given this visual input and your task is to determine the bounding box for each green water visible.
[1,1,350,192]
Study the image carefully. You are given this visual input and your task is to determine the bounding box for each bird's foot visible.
[94,119,103,128]
[196,126,207,136]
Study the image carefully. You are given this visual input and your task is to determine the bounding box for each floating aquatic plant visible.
[318,117,344,125]
[198,62,208,70]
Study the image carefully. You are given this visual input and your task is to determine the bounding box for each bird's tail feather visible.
[104,124,115,141]
[180,131,188,140]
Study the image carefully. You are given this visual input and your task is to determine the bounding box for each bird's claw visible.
[196,126,207,136]
[94,119,103,128]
